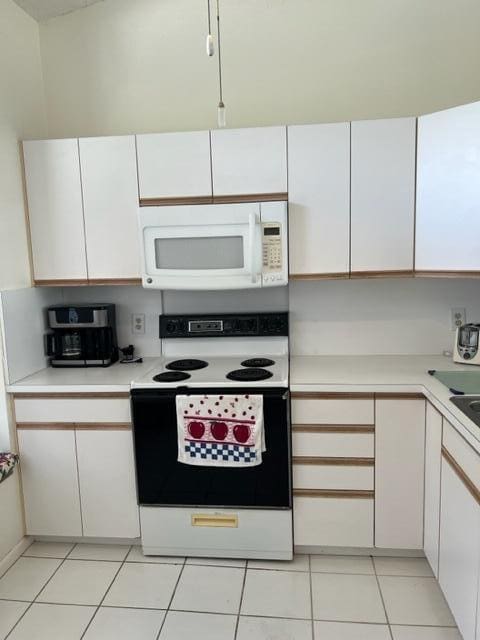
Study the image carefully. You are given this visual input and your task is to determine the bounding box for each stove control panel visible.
[160,313,288,338]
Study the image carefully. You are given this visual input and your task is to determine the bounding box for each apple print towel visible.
[176,394,265,467]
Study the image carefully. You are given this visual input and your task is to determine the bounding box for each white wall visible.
[0,0,46,560]
[39,0,480,138]
[290,278,480,356]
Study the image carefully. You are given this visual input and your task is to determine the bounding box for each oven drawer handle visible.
[191,514,238,528]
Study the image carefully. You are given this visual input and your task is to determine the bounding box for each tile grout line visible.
[155,556,188,640]
[372,554,394,640]
[308,554,315,640]
[4,552,71,640]
[233,562,248,640]
[78,544,133,640]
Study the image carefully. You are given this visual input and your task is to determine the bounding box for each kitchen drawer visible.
[291,394,374,425]
[293,461,374,490]
[140,506,293,560]
[294,495,374,547]
[293,431,374,458]
[14,395,131,424]
[443,420,480,491]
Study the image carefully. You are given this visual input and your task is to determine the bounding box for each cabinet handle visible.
[191,514,238,528]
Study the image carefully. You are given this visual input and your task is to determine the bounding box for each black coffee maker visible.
[46,304,118,367]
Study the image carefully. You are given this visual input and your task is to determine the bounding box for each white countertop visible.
[6,358,159,393]
[291,354,480,453]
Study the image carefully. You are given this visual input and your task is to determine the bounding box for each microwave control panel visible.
[262,223,283,273]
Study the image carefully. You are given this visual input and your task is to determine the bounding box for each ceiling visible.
[14,0,104,21]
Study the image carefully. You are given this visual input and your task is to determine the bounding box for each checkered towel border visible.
[185,441,257,463]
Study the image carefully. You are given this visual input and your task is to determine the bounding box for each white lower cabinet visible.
[293,496,373,547]
[17,426,139,539]
[374,398,425,548]
[423,402,442,576]
[439,455,480,640]
[76,429,140,538]
[18,429,82,536]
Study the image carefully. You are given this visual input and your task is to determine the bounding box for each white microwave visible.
[138,201,288,290]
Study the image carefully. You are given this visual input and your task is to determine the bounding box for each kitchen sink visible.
[450,396,480,427]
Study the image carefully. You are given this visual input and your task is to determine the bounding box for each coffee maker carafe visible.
[46,304,118,367]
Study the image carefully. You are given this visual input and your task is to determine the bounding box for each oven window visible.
[155,236,244,270]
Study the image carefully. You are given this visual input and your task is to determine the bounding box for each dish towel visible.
[176,394,265,467]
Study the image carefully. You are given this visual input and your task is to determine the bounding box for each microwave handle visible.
[249,212,259,283]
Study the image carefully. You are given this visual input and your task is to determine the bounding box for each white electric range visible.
[130,313,293,560]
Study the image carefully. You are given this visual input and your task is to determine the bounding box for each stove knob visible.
[166,322,176,334]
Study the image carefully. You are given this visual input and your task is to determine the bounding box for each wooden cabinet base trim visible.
[289,272,350,281]
[292,424,374,433]
[140,193,288,207]
[12,392,130,399]
[17,422,131,430]
[88,278,142,286]
[291,392,374,400]
[442,446,480,506]
[374,393,425,400]
[415,270,480,279]
[350,270,414,279]
[293,456,374,467]
[34,279,89,287]
[293,489,374,499]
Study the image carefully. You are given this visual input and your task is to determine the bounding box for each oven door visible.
[131,387,291,509]
[139,203,263,290]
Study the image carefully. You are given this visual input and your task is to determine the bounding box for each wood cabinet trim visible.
[375,393,425,400]
[35,279,141,287]
[415,270,480,279]
[13,392,130,399]
[17,422,131,430]
[292,425,374,433]
[350,270,414,279]
[442,446,480,506]
[34,279,89,287]
[288,273,350,281]
[88,278,142,286]
[291,392,374,400]
[293,488,374,499]
[139,192,288,207]
[292,456,374,466]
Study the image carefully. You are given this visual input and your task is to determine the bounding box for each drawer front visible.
[293,432,374,458]
[14,397,131,424]
[294,496,374,547]
[291,396,374,425]
[293,463,374,490]
[140,507,293,560]
[443,420,480,492]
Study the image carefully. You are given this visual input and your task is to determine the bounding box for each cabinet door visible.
[79,136,140,280]
[23,139,87,282]
[136,131,212,199]
[211,126,287,195]
[416,100,480,272]
[375,398,425,548]
[17,428,82,536]
[350,118,416,274]
[288,123,350,276]
[423,403,442,576]
[439,455,480,640]
[75,429,140,538]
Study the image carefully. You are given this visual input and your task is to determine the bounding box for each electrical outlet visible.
[451,307,466,331]
[132,313,145,335]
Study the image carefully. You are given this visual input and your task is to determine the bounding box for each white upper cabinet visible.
[136,131,212,199]
[288,123,350,276]
[79,136,140,280]
[350,118,416,274]
[416,100,480,272]
[23,139,87,282]
[375,397,425,548]
[211,126,287,195]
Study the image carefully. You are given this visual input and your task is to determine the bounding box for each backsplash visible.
[290,278,480,356]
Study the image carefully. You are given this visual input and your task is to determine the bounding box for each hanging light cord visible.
[216,0,224,104]
[207,0,212,36]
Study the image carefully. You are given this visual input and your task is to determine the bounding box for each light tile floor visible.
[0,543,462,640]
